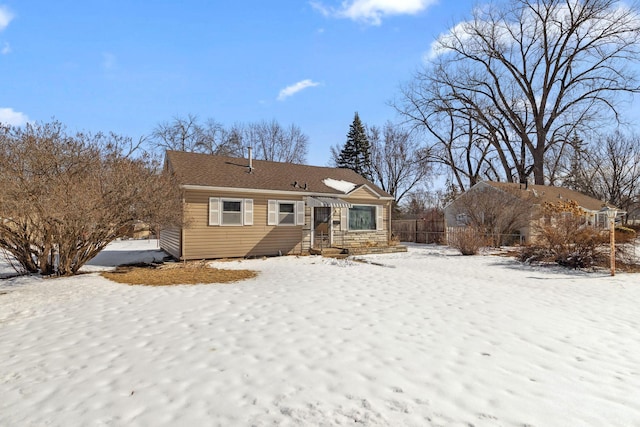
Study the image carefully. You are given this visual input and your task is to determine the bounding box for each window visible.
[279,202,295,225]
[222,200,242,225]
[349,205,376,230]
[268,200,305,226]
[209,198,253,226]
[456,213,469,226]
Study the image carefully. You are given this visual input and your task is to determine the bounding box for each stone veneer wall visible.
[333,229,389,248]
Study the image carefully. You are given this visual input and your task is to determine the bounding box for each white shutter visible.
[267,200,277,225]
[376,205,383,230]
[340,207,349,231]
[296,201,305,225]
[244,199,253,225]
[209,197,220,226]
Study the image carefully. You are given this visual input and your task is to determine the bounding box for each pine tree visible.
[564,133,589,192]
[337,112,372,180]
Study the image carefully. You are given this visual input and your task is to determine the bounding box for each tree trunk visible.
[532,146,545,185]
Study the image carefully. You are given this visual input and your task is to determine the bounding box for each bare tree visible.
[243,120,308,163]
[450,185,535,246]
[403,188,446,214]
[398,73,527,190]
[152,116,309,163]
[563,130,640,221]
[150,114,244,157]
[0,121,182,276]
[368,122,432,204]
[397,0,640,185]
[151,113,203,152]
[193,118,244,157]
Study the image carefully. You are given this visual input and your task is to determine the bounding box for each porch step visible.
[309,247,349,258]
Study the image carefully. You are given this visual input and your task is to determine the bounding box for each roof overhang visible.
[306,196,352,208]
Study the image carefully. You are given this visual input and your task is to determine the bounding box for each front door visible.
[313,207,331,248]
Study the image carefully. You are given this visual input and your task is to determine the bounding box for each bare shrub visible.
[449,183,534,247]
[0,121,183,276]
[615,226,636,244]
[524,200,607,269]
[448,227,487,255]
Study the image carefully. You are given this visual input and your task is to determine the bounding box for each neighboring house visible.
[160,150,404,260]
[444,181,618,244]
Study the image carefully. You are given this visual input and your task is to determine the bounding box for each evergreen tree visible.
[337,112,372,180]
[564,133,589,193]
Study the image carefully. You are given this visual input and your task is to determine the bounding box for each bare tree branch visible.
[396,0,640,185]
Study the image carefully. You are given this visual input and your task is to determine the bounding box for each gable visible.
[347,185,384,200]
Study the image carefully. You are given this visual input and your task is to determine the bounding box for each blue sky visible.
[1,1,476,165]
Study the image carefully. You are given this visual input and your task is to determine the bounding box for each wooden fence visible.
[392,218,445,244]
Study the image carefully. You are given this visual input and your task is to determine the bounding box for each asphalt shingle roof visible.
[165,150,393,198]
[484,181,613,211]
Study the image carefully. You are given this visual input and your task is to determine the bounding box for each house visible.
[444,181,618,244]
[160,150,405,260]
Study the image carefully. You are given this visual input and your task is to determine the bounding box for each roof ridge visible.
[165,150,393,199]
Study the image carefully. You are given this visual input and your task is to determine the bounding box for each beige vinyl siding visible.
[182,190,304,260]
[159,227,181,259]
[349,186,381,199]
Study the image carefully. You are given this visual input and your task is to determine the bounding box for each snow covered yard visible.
[1,240,639,426]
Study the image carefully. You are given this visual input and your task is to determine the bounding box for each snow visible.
[323,178,356,193]
[1,240,640,426]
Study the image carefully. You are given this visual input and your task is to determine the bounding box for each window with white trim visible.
[278,202,295,225]
[268,200,305,226]
[222,200,242,225]
[209,198,253,226]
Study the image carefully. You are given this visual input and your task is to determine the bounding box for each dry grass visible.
[101,262,257,286]
[617,261,640,274]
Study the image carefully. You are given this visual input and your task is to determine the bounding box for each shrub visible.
[448,227,488,255]
[615,226,637,244]
[0,121,183,276]
[555,227,607,269]
[523,200,608,269]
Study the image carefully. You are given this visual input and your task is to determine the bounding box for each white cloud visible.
[0,5,14,31]
[425,21,472,60]
[0,108,29,126]
[311,0,437,26]
[277,79,320,101]
[1,41,10,54]
[310,1,331,17]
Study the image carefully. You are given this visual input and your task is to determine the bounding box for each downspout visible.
[180,194,186,260]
